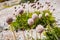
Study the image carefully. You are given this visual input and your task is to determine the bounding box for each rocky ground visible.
[0,0,21,10]
[0,0,60,40]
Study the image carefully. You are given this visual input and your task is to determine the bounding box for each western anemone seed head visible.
[28,18,34,26]
[36,24,44,33]
[39,14,42,18]
[6,18,13,24]
[18,8,24,14]
[45,13,49,17]
[32,13,38,20]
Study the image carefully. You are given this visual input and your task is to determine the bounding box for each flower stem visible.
[10,26,16,40]
[23,31,26,40]
[12,31,16,40]
[27,31,29,40]
[31,29,33,40]
[40,33,41,40]
[36,30,37,40]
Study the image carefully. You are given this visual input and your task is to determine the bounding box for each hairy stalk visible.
[23,31,26,40]
[12,31,16,40]
[10,26,16,40]
[40,33,41,40]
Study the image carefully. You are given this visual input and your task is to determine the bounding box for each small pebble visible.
[33,6,36,8]
[37,7,40,9]
[51,5,53,7]
[13,14,15,15]
[31,3,35,7]
[48,4,50,7]
[5,29,8,31]
[53,8,55,11]
[14,7,16,9]
[15,10,17,12]
[19,7,20,8]
[40,6,44,8]
[37,2,39,5]
[45,2,50,4]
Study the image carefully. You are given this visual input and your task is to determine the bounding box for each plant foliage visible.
[10,10,60,40]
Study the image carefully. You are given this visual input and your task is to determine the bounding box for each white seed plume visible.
[45,13,49,17]
[32,13,38,20]
[36,24,44,33]
[39,14,42,18]
[28,18,34,26]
